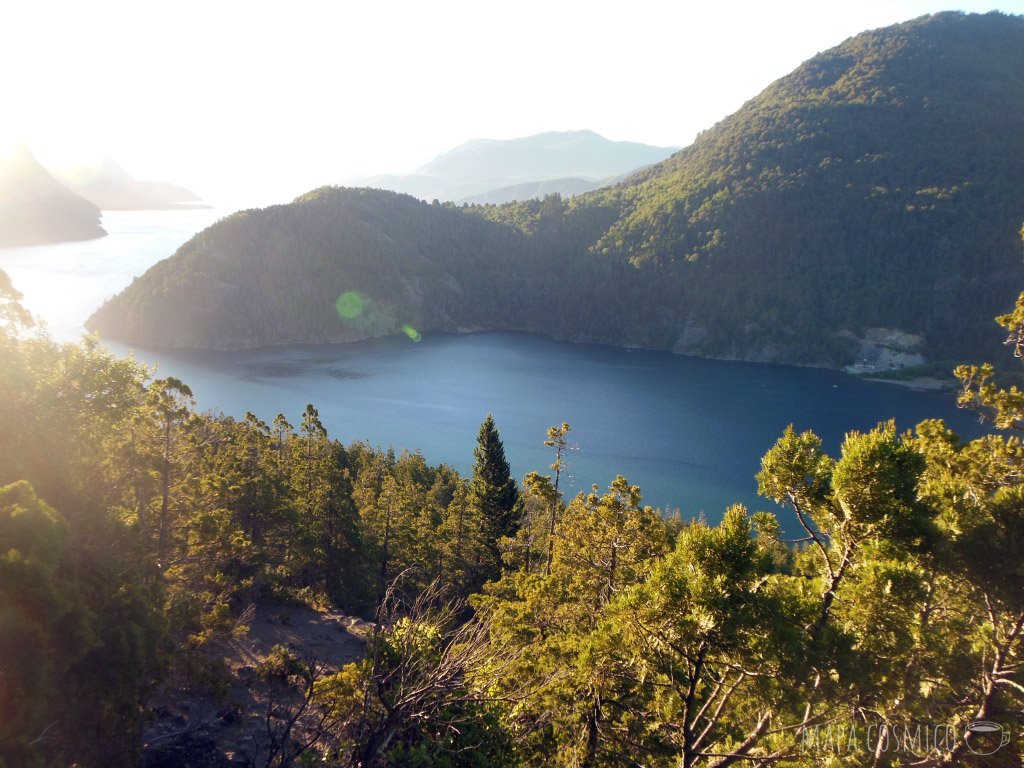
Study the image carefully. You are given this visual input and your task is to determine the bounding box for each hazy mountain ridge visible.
[456,176,617,205]
[356,129,677,203]
[0,144,106,247]
[416,129,677,182]
[49,155,206,210]
[91,12,1024,367]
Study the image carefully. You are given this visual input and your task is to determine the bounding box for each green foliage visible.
[476,476,670,766]
[0,269,33,334]
[176,647,233,700]
[0,271,513,765]
[319,592,516,768]
[956,229,1024,429]
[257,644,307,680]
[587,12,1024,364]
[91,13,1024,368]
[469,414,520,584]
[0,481,81,764]
[5,206,1024,766]
[0,480,163,768]
[606,505,806,766]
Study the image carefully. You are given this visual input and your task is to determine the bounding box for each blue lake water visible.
[106,332,984,528]
[1,210,986,530]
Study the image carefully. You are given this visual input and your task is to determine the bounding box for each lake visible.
[0,210,986,529]
[0,208,224,341]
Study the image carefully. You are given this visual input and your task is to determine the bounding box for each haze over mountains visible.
[49,155,205,211]
[0,147,205,248]
[91,12,1024,370]
[354,130,678,203]
[0,144,105,247]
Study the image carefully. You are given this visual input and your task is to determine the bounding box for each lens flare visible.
[402,324,422,342]
[336,291,364,319]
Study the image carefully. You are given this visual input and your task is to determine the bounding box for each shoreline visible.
[859,375,955,392]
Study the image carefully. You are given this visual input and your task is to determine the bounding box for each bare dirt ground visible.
[140,602,371,767]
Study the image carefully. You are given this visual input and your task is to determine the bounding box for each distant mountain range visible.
[0,144,105,247]
[457,177,614,206]
[90,12,1024,370]
[355,130,678,203]
[49,155,205,211]
[0,147,206,248]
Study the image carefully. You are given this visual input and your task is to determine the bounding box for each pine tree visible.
[288,404,365,608]
[469,414,520,582]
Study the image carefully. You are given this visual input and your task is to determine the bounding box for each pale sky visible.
[3,0,1022,207]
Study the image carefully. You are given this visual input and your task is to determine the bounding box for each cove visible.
[106,330,985,531]
[0,209,988,532]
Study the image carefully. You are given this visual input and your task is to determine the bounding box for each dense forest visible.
[90,12,1024,367]
[5,213,1024,765]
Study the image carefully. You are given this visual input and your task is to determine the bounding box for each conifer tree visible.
[288,404,365,608]
[469,414,520,582]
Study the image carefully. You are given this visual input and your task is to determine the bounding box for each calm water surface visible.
[0,208,223,340]
[1,211,985,529]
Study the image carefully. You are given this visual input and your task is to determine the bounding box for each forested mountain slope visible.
[585,9,1024,364]
[90,188,536,348]
[90,12,1024,366]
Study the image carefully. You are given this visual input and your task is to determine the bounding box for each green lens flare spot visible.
[336,291,365,319]
[402,324,422,342]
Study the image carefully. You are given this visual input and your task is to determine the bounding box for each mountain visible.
[90,12,1024,368]
[89,188,531,348]
[357,130,677,202]
[0,144,105,247]
[417,130,676,182]
[137,178,203,206]
[49,155,205,210]
[456,176,610,205]
[581,10,1024,365]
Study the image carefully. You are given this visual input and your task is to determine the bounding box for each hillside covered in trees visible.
[90,12,1024,368]
[7,218,1024,765]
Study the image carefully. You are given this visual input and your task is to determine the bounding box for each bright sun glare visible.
[2,0,1022,206]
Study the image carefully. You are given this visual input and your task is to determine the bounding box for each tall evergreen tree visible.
[469,414,520,581]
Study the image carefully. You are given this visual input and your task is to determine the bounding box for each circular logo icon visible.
[964,721,1011,755]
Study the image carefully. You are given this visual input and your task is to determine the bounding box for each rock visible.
[236,666,256,687]
[673,318,708,353]
[216,707,240,726]
[844,327,926,373]
[140,732,230,768]
[862,327,924,351]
